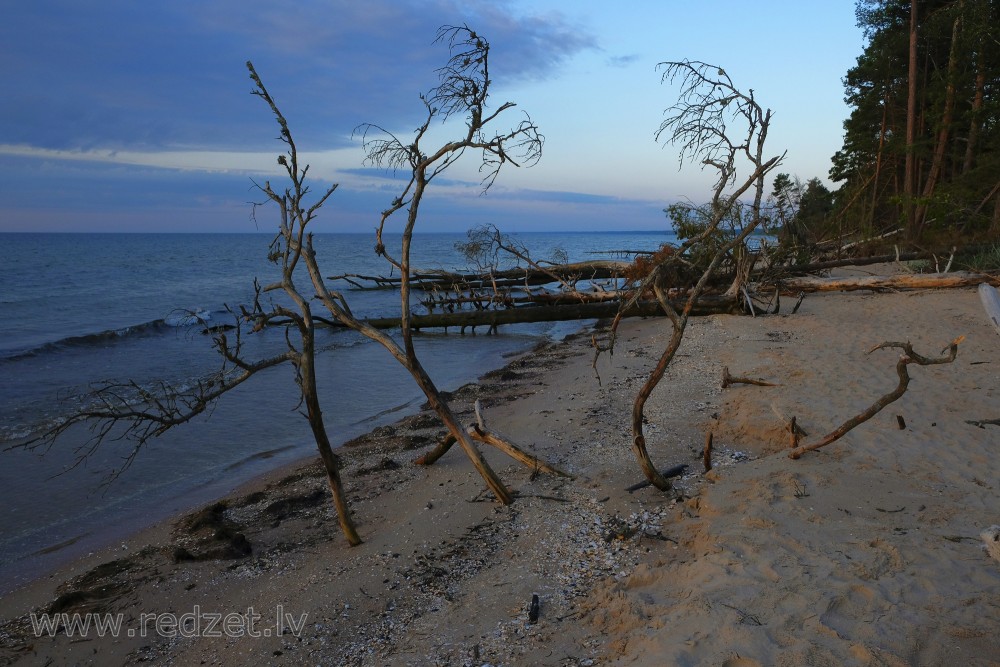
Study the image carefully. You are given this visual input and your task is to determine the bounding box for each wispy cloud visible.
[0,0,596,155]
[607,54,641,68]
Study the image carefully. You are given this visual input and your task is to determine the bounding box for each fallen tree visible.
[329,259,629,291]
[315,295,739,332]
[599,60,785,492]
[776,271,1000,293]
[10,25,564,548]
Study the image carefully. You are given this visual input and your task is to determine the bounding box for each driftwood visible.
[420,289,624,311]
[789,337,963,459]
[414,401,570,478]
[721,366,779,388]
[764,249,946,276]
[778,271,999,293]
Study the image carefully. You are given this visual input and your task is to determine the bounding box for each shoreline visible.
[2,282,999,665]
[0,328,571,599]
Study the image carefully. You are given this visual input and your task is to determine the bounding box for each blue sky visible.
[0,1,864,233]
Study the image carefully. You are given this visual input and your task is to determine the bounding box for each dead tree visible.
[13,66,367,546]
[354,25,549,499]
[620,60,784,491]
[10,27,552,547]
[456,223,579,294]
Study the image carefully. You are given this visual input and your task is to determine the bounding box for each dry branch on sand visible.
[788,337,963,459]
[721,366,779,389]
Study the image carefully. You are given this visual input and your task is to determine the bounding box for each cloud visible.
[500,188,634,205]
[0,0,596,156]
[607,54,641,68]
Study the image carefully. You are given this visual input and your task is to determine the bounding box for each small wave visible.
[349,398,422,427]
[224,445,298,471]
[32,532,91,556]
[0,320,168,362]
[0,310,221,362]
[164,308,213,328]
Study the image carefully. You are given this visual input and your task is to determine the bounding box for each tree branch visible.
[789,337,963,459]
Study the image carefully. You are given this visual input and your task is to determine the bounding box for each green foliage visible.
[664,199,754,276]
[962,243,1000,271]
[830,0,1000,245]
[765,174,836,245]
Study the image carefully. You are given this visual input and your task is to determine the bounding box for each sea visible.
[0,231,675,593]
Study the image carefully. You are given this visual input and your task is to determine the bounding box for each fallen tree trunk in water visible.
[777,271,1000,293]
[327,296,739,331]
[329,259,631,291]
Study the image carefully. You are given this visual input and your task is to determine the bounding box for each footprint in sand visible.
[721,657,764,667]
[853,537,906,580]
[820,584,885,638]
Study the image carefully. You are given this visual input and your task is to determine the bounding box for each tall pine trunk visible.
[963,68,985,174]
[904,0,920,240]
[915,10,963,233]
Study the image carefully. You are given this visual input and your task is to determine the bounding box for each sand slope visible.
[596,283,1000,666]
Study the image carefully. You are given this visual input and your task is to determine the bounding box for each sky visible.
[0,1,866,234]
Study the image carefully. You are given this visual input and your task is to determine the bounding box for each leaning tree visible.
[610,60,785,490]
[352,25,548,478]
[12,25,553,547]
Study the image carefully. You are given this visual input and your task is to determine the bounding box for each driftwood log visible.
[788,337,963,459]
[721,366,778,388]
[778,271,999,293]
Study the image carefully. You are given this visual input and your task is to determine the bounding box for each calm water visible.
[0,231,674,592]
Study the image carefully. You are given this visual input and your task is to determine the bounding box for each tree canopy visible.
[828,0,1000,244]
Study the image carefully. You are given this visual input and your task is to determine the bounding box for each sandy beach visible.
[2,273,999,666]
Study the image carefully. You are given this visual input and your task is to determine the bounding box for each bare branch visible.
[626,60,784,491]
[11,349,293,484]
[789,337,963,459]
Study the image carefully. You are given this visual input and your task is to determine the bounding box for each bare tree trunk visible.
[870,87,890,227]
[915,10,962,233]
[992,193,1000,236]
[630,319,685,490]
[779,272,998,292]
[399,178,513,504]
[290,268,362,545]
[963,68,985,174]
[312,436,359,543]
[904,0,919,240]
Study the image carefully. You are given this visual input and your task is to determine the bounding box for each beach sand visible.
[2,274,999,666]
